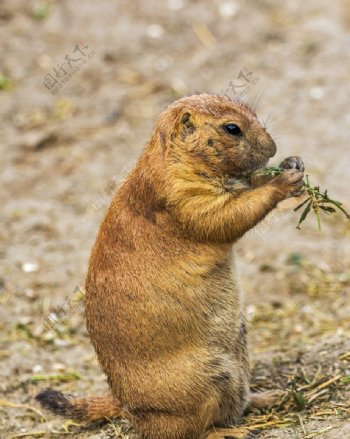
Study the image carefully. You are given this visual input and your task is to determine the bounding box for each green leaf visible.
[294,196,312,212]
[327,200,350,219]
[318,205,336,214]
[341,376,350,384]
[296,200,312,229]
[292,391,306,411]
[0,74,12,91]
[33,2,51,20]
[29,371,81,383]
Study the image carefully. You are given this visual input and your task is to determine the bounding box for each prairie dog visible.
[36,94,304,439]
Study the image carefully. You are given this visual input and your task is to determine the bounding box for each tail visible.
[35,389,126,422]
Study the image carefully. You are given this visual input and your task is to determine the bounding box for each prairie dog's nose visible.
[269,139,277,157]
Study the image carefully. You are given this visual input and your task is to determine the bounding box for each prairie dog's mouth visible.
[223,160,270,190]
[239,159,270,177]
[223,156,271,180]
[249,161,269,172]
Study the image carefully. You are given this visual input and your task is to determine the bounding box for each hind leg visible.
[132,396,220,439]
[204,391,285,439]
[133,412,202,439]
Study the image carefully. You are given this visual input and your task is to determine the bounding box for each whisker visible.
[251,88,266,113]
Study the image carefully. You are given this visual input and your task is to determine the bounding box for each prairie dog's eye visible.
[224,123,242,136]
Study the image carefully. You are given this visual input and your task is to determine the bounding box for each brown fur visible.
[36,94,303,438]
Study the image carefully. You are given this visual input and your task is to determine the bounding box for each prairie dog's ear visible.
[180,111,196,139]
[181,112,192,125]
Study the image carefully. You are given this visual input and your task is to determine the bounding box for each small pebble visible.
[32,364,43,373]
[18,316,32,325]
[52,362,66,371]
[309,86,325,100]
[218,1,239,18]
[22,262,39,273]
[146,24,164,39]
[168,0,184,10]
[54,338,70,347]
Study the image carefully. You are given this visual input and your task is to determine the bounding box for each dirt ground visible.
[0,0,349,438]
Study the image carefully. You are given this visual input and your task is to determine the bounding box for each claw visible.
[279,156,305,172]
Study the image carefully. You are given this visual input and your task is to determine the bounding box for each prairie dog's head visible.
[156,94,276,178]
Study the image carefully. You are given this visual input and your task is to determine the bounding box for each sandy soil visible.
[0,0,349,438]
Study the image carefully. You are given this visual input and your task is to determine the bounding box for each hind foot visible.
[248,390,286,409]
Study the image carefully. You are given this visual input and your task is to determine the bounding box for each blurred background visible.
[0,1,349,437]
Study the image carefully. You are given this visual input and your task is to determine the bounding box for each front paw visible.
[270,168,305,198]
[279,156,305,172]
